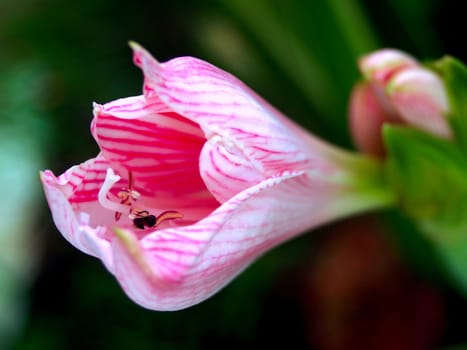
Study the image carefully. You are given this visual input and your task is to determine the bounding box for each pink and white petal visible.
[131,45,314,176]
[130,41,161,99]
[64,154,129,227]
[348,82,395,156]
[199,134,265,203]
[41,169,111,264]
[387,67,452,138]
[78,224,114,271]
[359,49,419,85]
[110,170,373,311]
[92,96,219,217]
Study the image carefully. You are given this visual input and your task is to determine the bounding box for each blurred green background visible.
[0,0,466,349]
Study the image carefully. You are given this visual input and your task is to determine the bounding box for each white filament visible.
[98,168,129,214]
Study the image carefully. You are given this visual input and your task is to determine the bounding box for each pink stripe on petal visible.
[131,45,323,176]
[93,94,219,220]
[41,168,112,264]
[110,170,373,311]
[199,135,264,203]
[52,154,110,205]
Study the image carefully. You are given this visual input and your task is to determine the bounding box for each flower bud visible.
[350,49,452,156]
[359,49,418,85]
[387,67,451,138]
[348,82,396,156]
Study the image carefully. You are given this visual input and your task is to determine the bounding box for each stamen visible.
[101,169,184,230]
[128,209,149,220]
[118,188,141,202]
[155,210,184,227]
[98,168,129,214]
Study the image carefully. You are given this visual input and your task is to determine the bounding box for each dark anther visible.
[132,211,157,230]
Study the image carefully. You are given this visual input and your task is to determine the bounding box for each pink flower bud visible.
[348,82,399,156]
[359,49,418,85]
[387,67,451,138]
[350,49,452,155]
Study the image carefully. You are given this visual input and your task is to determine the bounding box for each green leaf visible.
[434,56,467,151]
[384,125,467,292]
[384,125,467,231]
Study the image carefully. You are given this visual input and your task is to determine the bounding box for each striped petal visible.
[111,170,376,310]
[198,134,265,203]
[131,44,335,186]
[40,154,114,269]
[92,95,219,220]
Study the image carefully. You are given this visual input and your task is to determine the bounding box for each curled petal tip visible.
[359,48,418,84]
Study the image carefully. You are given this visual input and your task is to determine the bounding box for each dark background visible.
[0,0,466,349]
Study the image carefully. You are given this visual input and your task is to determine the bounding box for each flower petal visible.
[199,134,265,203]
[387,67,451,138]
[359,49,418,85]
[40,156,114,268]
[92,95,219,220]
[131,44,316,177]
[348,81,399,156]
[110,170,374,310]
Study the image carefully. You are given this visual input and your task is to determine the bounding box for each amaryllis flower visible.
[41,43,393,310]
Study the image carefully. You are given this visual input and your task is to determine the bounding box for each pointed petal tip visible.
[40,170,52,187]
[128,40,142,51]
[39,170,48,185]
[39,169,55,184]
[128,41,152,60]
[129,41,160,68]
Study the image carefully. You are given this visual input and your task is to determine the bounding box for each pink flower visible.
[349,49,451,156]
[41,43,392,310]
